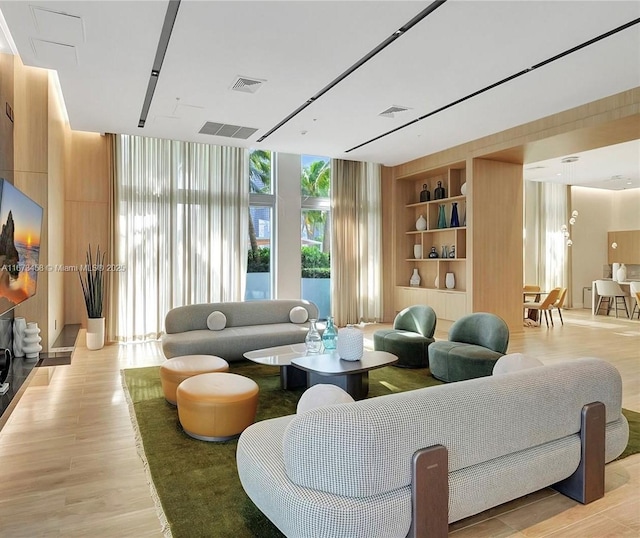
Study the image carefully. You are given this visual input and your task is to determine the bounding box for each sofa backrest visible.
[282,357,623,498]
[164,300,319,333]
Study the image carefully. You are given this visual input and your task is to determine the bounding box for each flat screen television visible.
[0,179,44,317]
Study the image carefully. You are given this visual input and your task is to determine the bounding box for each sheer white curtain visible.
[330,159,382,326]
[527,181,569,293]
[113,135,248,341]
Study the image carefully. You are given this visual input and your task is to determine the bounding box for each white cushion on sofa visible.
[289,306,309,324]
[206,311,227,331]
[493,353,543,375]
[297,384,354,413]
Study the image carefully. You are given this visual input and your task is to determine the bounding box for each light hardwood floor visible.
[0,308,638,537]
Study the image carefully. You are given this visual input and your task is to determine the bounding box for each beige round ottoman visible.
[160,355,229,405]
[176,373,259,442]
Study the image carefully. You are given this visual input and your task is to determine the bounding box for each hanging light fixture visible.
[559,156,579,246]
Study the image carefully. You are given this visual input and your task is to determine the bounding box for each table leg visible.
[280,364,307,390]
[306,371,369,400]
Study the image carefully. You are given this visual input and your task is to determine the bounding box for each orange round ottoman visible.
[160,355,229,405]
[176,373,259,442]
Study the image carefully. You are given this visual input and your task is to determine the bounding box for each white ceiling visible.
[0,1,639,189]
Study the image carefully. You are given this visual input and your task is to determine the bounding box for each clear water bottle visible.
[305,319,322,353]
[322,316,338,350]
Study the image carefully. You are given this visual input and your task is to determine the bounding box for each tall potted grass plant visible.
[78,245,106,350]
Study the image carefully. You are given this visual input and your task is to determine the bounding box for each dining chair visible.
[630,282,640,320]
[594,280,630,318]
[523,285,541,320]
[523,287,561,328]
[552,287,568,325]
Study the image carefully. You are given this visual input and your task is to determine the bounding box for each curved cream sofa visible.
[237,357,629,537]
[161,299,318,361]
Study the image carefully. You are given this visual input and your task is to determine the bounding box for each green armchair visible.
[428,312,509,382]
[373,305,437,368]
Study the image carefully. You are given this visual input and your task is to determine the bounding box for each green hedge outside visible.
[247,247,330,278]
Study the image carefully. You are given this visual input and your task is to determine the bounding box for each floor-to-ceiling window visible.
[246,150,274,300]
[301,155,331,318]
[245,152,332,316]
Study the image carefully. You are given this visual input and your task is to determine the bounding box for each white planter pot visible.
[87,317,105,350]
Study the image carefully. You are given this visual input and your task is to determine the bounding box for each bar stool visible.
[594,280,629,318]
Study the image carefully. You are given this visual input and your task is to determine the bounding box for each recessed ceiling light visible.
[560,156,579,163]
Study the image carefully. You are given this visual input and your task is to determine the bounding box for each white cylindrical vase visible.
[87,317,105,350]
[445,272,456,289]
[337,325,363,361]
[616,263,627,283]
[413,244,422,259]
[22,322,42,359]
[612,263,620,279]
[13,317,26,358]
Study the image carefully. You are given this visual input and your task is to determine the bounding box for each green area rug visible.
[122,362,640,538]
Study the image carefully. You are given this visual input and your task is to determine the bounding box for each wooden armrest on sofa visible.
[552,401,605,504]
[409,402,606,538]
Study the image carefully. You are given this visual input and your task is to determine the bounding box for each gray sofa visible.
[161,300,318,361]
[237,357,629,538]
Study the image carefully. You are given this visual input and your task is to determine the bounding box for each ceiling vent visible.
[379,105,410,118]
[231,76,265,94]
[199,121,258,140]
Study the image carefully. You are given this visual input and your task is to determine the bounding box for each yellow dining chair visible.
[552,287,568,325]
[523,287,561,328]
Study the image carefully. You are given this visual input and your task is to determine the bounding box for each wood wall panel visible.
[67,131,109,203]
[0,53,14,182]
[608,230,640,265]
[47,76,69,347]
[470,159,523,332]
[13,59,47,175]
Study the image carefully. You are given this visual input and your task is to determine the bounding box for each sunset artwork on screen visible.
[0,179,44,317]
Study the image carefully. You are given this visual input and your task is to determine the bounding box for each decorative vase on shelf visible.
[428,246,438,258]
[22,322,42,359]
[445,272,456,289]
[616,263,627,283]
[86,317,105,350]
[434,181,446,200]
[416,214,427,231]
[460,182,467,196]
[337,325,363,361]
[449,245,456,258]
[441,245,448,258]
[305,319,322,353]
[434,275,440,289]
[413,244,422,259]
[419,184,430,202]
[450,202,460,227]
[13,317,26,358]
[437,204,447,229]
[410,268,421,287]
[322,316,338,351]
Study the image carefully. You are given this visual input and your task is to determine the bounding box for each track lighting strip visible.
[138,0,181,128]
[256,0,447,143]
[346,17,640,153]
